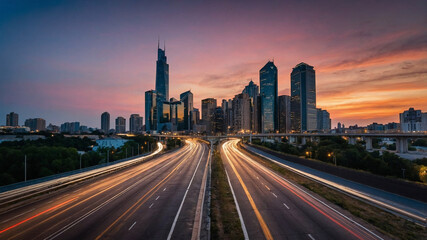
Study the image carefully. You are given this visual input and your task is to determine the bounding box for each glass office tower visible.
[259,61,278,133]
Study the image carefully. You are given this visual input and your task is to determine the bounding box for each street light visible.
[328,152,337,166]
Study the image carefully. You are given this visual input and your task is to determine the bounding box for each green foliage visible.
[166,138,182,150]
[254,137,427,183]
[412,139,427,147]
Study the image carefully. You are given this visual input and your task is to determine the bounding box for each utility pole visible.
[402,168,406,179]
[80,153,82,169]
[126,148,128,158]
[138,144,140,155]
[24,155,27,182]
[107,150,109,164]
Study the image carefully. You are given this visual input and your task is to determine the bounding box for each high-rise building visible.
[232,93,252,133]
[170,98,184,131]
[242,80,260,132]
[24,118,46,131]
[60,122,80,134]
[399,108,427,132]
[6,112,19,126]
[191,108,200,126]
[115,117,126,133]
[180,90,194,132]
[290,62,317,132]
[201,98,217,134]
[278,95,291,133]
[145,90,157,132]
[316,108,331,131]
[101,112,110,133]
[259,61,278,133]
[213,107,226,134]
[155,43,169,129]
[158,102,172,132]
[129,114,143,133]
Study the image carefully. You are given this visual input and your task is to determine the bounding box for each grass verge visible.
[211,146,244,240]
[240,144,426,240]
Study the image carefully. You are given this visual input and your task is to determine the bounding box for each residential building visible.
[101,112,110,134]
[60,122,80,134]
[129,114,143,133]
[115,117,126,133]
[259,61,278,133]
[6,112,19,126]
[316,108,331,131]
[291,62,317,132]
[399,108,427,132]
[278,95,291,133]
[24,118,46,131]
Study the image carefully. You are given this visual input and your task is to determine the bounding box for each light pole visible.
[401,168,406,179]
[138,144,140,155]
[80,153,82,169]
[107,150,109,164]
[24,155,27,182]
[328,152,337,166]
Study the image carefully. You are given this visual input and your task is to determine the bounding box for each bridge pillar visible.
[365,137,373,151]
[249,134,252,144]
[301,137,306,145]
[348,137,356,145]
[396,137,408,153]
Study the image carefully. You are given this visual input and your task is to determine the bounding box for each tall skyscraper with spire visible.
[155,41,169,102]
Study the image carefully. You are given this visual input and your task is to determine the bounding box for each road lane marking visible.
[155,196,160,200]
[272,193,277,198]
[167,145,206,240]
[73,189,81,193]
[230,140,370,240]
[149,203,154,209]
[163,188,167,191]
[1,208,35,224]
[264,185,270,191]
[308,233,315,240]
[96,141,199,240]
[128,222,136,231]
[0,198,77,235]
[225,169,249,240]
[223,142,273,240]
[283,203,290,210]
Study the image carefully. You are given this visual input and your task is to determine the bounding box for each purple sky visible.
[1,0,426,129]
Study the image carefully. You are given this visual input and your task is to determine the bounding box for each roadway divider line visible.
[222,142,273,240]
[167,145,206,240]
[233,140,383,240]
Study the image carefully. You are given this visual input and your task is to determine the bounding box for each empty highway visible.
[221,139,386,240]
[0,139,210,240]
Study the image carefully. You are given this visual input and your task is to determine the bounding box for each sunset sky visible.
[1,0,426,129]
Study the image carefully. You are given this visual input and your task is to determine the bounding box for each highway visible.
[0,139,210,240]
[221,139,386,240]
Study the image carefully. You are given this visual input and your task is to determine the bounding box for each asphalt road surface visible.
[0,139,209,240]
[221,139,387,240]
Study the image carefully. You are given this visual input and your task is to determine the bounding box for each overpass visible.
[152,132,427,153]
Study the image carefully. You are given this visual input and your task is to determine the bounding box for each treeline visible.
[0,135,156,186]
[253,137,427,183]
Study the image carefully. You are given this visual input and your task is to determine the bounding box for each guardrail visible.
[0,143,164,209]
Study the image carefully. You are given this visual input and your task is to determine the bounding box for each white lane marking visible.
[149,203,154,209]
[128,221,137,231]
[1,208,35,223]
[225,169,249,240]
[264,185,270,191]
[73,189,81,193]
[163,188,167,191]
[283,203,290,209]
[155,196,160,200]
[167,146,206,240]
[256,176,259,180]
[47,200,53,204]
[234,141,385,240]
[308,233,316,240]
[272,192,277,198]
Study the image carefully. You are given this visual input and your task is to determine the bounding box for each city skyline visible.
[1,0,426,128]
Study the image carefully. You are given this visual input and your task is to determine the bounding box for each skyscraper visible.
[278,95,291,133]
[232,93,252,132]
[129,114,143,133]
[6,112,19,126]
[180,90,193,132]
[101,112,110,134]
[242,80,259,132]
[115,116,126,133]
[155,43,169,130]
[290,62,317,132]
[145,90,157,132]
[213,107,226,134]
[170,98,184,132]
[259,61,278,133]
[201,98,217,134]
